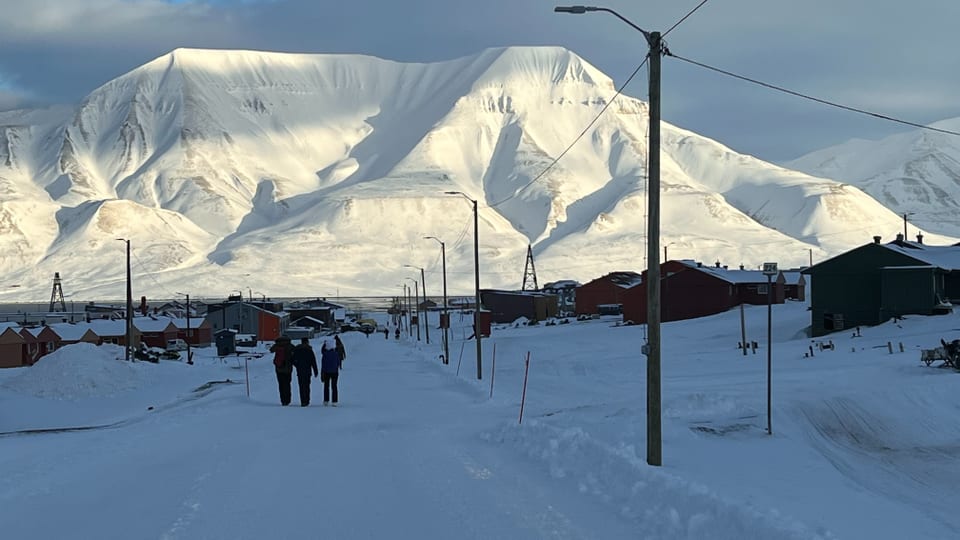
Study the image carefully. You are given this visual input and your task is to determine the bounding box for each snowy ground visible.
[1,303,958,539]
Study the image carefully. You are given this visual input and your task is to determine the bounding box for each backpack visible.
[273,346,288,369]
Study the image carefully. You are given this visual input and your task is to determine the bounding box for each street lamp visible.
[425,236,449,364]
[405,277,420,341]
[404,265,430,345]
[762,262,778,435]
[445,191,483,380]
[176,291,193,365]
[555,4,664,466]
[116,238,133,362]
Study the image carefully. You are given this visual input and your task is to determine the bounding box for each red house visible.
[133,318,179,348]
[173,318,213,346]
[47,322,101,346]
[623,260,788,324]
[20,326,60,365]
[575,271,643,315]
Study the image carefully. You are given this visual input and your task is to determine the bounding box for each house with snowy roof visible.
[622,260,791,324]
[47,323,101,346]
[802,234,960,336]
[574,272,642,316]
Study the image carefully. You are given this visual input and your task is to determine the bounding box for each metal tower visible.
[49,272,66,312]
[521,245,539,291]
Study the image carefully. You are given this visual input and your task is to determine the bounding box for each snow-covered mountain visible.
[786,118,960,239]
[0,46,946,301]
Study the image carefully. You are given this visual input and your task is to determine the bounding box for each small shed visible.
[215,329,237,356]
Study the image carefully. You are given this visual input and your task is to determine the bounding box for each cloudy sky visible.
[1,0,958,162]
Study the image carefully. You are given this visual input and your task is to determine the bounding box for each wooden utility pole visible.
[646,30,663,467]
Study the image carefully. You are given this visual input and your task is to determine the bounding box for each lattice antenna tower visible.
[521,245,539,291]
[49,272,67,312]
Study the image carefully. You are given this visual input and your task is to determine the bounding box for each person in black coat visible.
[269,335,295,406]
[291,337,319,406]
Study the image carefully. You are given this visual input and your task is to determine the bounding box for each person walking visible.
[334,335,346,366]
[269,335,295,406]
[291,337,318,406]
[320,338,342,406]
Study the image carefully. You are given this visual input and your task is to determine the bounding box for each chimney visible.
[739,264,745,270]
[723,265,728,270]
[715,260,721,268]
[916,232,924,244]
[873,235,881,244]
[697,262,702,268]
[896,232,904,244]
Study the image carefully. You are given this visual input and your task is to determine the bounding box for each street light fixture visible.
[425,236,449,364]
[404,265,430,345]
[445,191,483,380]
[405,277,420,341]
[116,238,133,362]
[554,4,664,466]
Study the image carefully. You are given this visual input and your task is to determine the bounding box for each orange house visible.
[0,327,26,368]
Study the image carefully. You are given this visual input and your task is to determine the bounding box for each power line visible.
[666,52,960,138]
[488,57,649,209]
[663,0,711,38]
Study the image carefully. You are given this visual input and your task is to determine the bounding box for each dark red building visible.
[623,261,788,324]
[574,271,643,315]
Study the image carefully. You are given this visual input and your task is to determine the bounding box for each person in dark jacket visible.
[269,335,295,406]
[334,335,346,366]
[320,338,342,406]
[291,337,319,406]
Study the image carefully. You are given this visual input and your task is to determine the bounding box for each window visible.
[758,284,768,295]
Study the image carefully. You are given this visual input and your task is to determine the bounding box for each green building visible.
[802,235,960,337]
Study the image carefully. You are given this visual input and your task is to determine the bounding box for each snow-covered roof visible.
[170,317,207,329]
[86,320,129,336]
[48,323,98,341]
[132,318,176,332]
[781,271,804,285]
[677,261,771,285]
[881,242,960,270]
[542,280,580,290]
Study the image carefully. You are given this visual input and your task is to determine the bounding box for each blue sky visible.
[1,0,958,161]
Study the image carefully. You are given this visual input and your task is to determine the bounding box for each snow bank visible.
[485,420,835,540]
[3,343,142,399]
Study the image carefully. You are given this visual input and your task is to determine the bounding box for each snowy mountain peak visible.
[0,47,951,300]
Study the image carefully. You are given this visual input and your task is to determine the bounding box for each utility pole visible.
[185,294,193,365]
[445,191,483,380]
[762,262,779,435]
[646,30,663,467]
[554,6,663,465]
[116,238,133,362]
[420,267,430,345]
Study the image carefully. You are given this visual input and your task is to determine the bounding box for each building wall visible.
[575,280,630,315]
[806,243,924,336]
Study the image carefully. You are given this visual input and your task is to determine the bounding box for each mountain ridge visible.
[0,46,948,301]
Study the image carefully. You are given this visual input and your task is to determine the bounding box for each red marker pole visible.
[518,352,530,424]
[245,357,250,398]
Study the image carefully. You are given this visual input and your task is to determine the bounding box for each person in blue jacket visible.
[320,338,342,406]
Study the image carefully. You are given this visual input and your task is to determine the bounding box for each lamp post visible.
[445,191,483,380]
[176,291,193,365]
[555,4,664,466]
[405,277,420,341]
[425,236,449,364]
[233,289,244,334]
[405,265,430,345]
[116,238,133,361]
